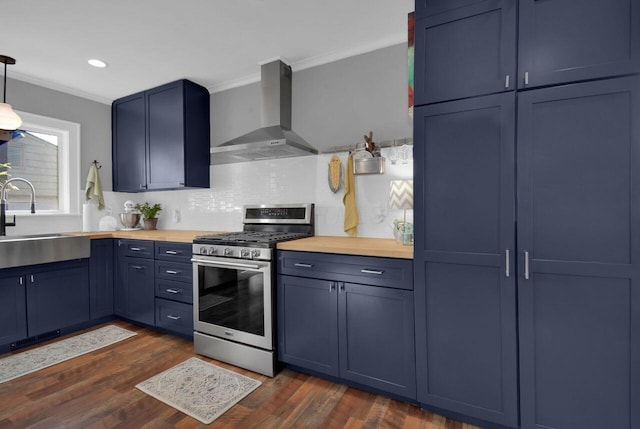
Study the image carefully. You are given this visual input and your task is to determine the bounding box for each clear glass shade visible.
[0,103,22,130]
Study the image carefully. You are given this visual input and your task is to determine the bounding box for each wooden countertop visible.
[69,231,413,258]
[277,236,413,259]
[69,230,224,243]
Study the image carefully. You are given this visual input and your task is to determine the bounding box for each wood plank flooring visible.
[0,321,480,428]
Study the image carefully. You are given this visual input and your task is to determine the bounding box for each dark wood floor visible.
[0,321,480,428]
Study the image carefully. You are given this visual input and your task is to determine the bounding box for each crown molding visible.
[9,71,112,105]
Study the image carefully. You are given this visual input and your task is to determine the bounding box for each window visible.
[0,111,80,214]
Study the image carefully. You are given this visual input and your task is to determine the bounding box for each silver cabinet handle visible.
[294,263,313,268]
[130,247,141,251]
[505,249,510,278]
[505,74,510,88]
[132,265,144,270]
[524,251,530,280]
[329,282,335,293]
[19,277,23,285]
[165,270,179,275]
[339,282,345,293]
[166,288,181,294]
[166,315,181,320]
[30,274,34,283]
[361,269,384,275]
[165,250,178,255]
[524,71,529,85]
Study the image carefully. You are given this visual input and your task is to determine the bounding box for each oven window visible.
[197,265,265,336]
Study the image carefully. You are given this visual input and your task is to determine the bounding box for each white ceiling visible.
[3,0,414,104]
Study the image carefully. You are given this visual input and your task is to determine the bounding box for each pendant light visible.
[0,55,22,130]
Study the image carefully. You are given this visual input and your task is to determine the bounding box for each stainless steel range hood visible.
[210,60,317,165]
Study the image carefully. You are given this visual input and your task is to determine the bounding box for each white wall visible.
[84,146,413,238]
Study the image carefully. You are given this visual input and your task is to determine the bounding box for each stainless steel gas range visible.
[191,203,314,376]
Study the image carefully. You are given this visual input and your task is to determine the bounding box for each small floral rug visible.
[0,325,136,384]
[136,357,262,424]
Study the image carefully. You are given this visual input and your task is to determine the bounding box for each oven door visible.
[192,256,273,350]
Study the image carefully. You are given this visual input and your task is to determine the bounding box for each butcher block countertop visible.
[277,236,413,259]
[70,231,413,258]
[70,230,222,243]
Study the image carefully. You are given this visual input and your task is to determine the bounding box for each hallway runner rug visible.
[136,357,262,424]
[0,325,136,384]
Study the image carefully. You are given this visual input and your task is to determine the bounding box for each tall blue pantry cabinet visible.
[413,1,640,428]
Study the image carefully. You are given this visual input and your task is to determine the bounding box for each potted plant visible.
[135,202,162,230]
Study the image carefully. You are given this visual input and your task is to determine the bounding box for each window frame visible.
[9,111,81,215]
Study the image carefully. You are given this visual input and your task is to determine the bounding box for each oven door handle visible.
[191,257,263,270]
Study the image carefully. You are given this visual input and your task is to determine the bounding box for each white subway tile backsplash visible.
[98,149,413,238]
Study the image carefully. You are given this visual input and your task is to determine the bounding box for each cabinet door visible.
[115,256,155,326]
[414,0,515,105]
[89,239,114,319]
[413,93,518,427]
[338,282,416,399]
[277,275,339,377]
[27,263,90,336]
[146,81,185,190]
[517,76,640,429]
[0,275,27,345]
[112,92,146,192]
[519,0,640,89]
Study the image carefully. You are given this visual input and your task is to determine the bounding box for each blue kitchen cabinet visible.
[112,92,146,192]
[112,79,210,192]
[0,275,27,346]
[26,260,90,337]
[277,275,339,377]
[413,93,518,428]
[0,260,90,349]
[518,0,640,89]
[89,238,114,320]
[154,241,194,337]
[413,0,516,105]
[114,240,155,326]
[278,251,416,400]
[517,76,640,429]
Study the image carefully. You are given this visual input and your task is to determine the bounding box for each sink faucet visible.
[0,178,36,236]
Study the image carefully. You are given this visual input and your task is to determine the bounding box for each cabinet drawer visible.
[155,298,193,337]
[278,251,413,290]
[119,239,154,259]
[155,242,192,263]
[155,260,192,283]
[155,278,193,304]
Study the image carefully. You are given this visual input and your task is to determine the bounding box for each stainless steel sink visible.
[0,233,90,269]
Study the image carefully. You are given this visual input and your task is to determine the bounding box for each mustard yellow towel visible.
[85,163,105,210]
[343,153,359,237]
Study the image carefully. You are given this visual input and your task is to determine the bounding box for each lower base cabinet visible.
[277,251,416,400]
[115,239,194,337]
[0,259,90,347]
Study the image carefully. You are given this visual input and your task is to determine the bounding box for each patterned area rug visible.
[0,325,136,384]
[136,357,262,424]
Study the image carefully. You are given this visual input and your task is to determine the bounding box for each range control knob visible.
[199,246,207,254]
[224,248,232,256]
[240,248,250,258]
[251,249,261,259]
[207,247,217,255]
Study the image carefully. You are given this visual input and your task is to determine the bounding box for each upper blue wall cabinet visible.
[414,0,516,105]
[519,0,640,88]
[112,79,210,192]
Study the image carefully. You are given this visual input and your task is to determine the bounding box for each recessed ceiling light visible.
[88,59,108,68]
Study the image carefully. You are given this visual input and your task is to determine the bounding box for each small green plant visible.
[135,202,162,219]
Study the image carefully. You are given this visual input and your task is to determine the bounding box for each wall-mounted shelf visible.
[321,137,413,154]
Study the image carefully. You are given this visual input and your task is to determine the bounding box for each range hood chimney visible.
[210,60,317,165]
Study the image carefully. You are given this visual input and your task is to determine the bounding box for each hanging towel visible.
[85,163,105,210]
[343,152,359,237]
